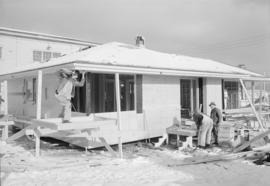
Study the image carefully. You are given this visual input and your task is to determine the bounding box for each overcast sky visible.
[0,0,269,75]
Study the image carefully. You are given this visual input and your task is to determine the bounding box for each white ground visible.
[1,137,270,186]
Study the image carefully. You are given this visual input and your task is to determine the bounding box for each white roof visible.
[0,42,265,79]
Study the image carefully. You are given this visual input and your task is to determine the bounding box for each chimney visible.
[136,35,145,47]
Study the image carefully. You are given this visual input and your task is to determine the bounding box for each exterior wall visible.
[0,32,91,116]
[7,73,62,118]
[142,75,181,137]
[0,34,86,72]
[203,77,222,114]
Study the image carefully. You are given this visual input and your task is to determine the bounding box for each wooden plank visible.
[0,121,14,126]
[32,119,58,130]
[168,151,252,166]
[239,79,265,130]
[99,137,117,157]
[6,125,36,142]
[233,129,270,153]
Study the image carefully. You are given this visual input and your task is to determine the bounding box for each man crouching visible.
[193,111,213,149]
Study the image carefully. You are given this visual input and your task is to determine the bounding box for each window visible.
[33,50,61,62]
[53,52,61,58]
[71,73,135,114]
[136,75,143,113]
[32,78,36,104]
[43,51,52,62]
[33,51,42,62]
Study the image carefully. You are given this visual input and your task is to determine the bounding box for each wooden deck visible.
[32,117,117,131]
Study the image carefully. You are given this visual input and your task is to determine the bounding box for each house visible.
[0,40,269,150]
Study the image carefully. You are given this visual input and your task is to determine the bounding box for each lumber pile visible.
[168,128,270,167]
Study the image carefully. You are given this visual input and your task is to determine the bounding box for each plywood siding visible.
[142,75,181,137]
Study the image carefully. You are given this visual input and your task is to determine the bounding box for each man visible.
[193,111,213,149]
[209,102,223,145]
[55,69,85,123]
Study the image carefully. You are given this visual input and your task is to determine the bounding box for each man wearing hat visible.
[55,69,85,123]
[209,102,223,145]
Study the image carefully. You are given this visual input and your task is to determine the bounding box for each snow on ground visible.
[1,138,193,186]
[1,137,270,186]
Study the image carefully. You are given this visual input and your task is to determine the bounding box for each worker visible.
[55,69,85,123]
[193,111,213,149]
[209,102,223,145]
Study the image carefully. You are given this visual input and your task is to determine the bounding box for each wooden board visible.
[166,126,197,136]
[168,151,253,166]
[233,129,270,153]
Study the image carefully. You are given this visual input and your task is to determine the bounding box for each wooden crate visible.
[218,123,235,142]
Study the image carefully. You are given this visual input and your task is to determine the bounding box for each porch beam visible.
[115,73,123,158]
[239,79,265,130]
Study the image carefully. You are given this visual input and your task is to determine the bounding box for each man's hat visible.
[209,102,216,106]
[59,68,72,75]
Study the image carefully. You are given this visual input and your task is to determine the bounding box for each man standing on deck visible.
[209,102,223,145]
[55,69,85,123]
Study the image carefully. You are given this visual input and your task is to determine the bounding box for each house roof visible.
[0,42,267,80]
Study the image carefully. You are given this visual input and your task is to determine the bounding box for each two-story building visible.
[0,27,97,114]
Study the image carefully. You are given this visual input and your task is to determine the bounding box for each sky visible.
[0,0,269,75]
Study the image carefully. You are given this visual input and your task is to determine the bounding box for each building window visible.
[33,51,42,62]
[33,50,61,62]
[43,51,52,62]
[53,52,61,58]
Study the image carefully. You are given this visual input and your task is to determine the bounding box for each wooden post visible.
[239,79,265,130]
[34,70,42,157]
[36,70,43,119]
[33,128,41,157]
[251,81,255,104]
[115,73,123,158]
[190,80,194,113]
[3,80,8,115]
[196,79,200,112]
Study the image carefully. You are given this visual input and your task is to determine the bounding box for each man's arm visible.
[216,108,223,125]
[73,72,86,87]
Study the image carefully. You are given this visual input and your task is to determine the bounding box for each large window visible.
[33,50,61,62]
[72,73,135,114]
[180,79,199,118]
[224,81,240,109]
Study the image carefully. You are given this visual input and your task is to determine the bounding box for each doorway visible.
[180,78,201,118]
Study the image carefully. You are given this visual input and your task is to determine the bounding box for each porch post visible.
[3,80,8,115]
[115,73,123,158]
[36,70,43,119]
[239,79,265,130]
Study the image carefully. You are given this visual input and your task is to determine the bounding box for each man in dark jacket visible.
[209,102,223,145]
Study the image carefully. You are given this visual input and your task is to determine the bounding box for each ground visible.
[1,137,270,186]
